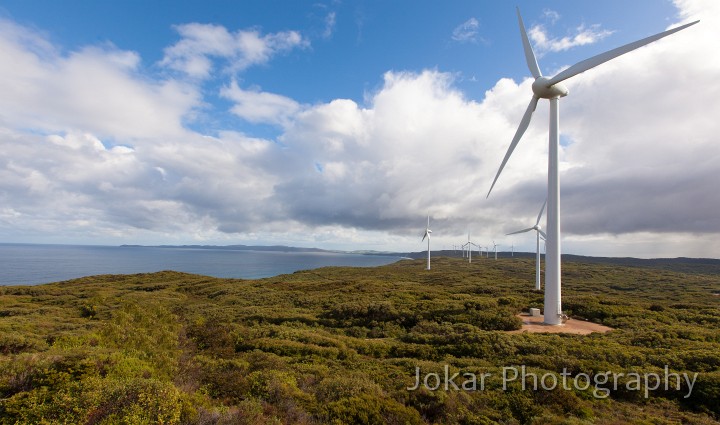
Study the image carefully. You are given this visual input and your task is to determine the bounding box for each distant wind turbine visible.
[492,241,498,260]
[486,8,698,325]
[422,215,432,270]
[507,199,547,291]
[462,234,479,263]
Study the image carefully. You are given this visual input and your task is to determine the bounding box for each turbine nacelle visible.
[532,77,568,99]
[422,215,432,241]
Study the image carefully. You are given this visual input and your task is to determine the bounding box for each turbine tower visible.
[492,241,498,260]
[422,215,432,270]
[507,199,547,291]
[487,9,698,325]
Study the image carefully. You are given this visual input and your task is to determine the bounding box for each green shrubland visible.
[0,258,718,424]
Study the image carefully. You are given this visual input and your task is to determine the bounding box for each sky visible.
[0,0,718,258]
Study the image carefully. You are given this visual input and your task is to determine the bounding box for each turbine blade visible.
[487,96,539,198]
[422,233,427,242]
[535,199,547,226]
[538,229,547,239]
[507,227,534,235]
[547,20,699,86]
[517,7,542,79]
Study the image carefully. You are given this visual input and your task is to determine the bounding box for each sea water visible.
[0,244,400,285]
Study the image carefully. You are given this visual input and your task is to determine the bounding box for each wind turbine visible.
[492,241,498,260]
[487,9,698,325]
[422,215,432,270]
[462,234,478,263]
[507,200,547,291]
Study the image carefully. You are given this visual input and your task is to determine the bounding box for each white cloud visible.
[161,23,308,79]
[273,70,542,232]
[452,18,480,42]
[543,9,561,25]
[0,18,198,139]
[220,80,301,126]
[0,127,281,240]
[324,12,337,39]
[553,7,719,238]
[529,23,613,54]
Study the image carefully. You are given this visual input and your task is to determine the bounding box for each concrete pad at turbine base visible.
[510,314,613,335]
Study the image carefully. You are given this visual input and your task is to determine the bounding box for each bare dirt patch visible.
[509,314,613,335]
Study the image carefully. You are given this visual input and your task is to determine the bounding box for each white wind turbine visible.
[487,9,698,325]
[422,215,432,270]
[492,241,498,260]
[462,234,478,263]
[507,200,547,291]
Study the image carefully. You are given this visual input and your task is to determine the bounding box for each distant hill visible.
[402,250,720,275]
[120,244,402,257]
[122,245,720,276]
[561,254,720,275]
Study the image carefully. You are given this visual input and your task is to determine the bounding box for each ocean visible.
[0,244,401,286]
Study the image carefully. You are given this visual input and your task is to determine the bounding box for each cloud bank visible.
[0,0,718,257]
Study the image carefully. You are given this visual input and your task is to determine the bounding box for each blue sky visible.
[1,1,678,97]
[0,0,718,257]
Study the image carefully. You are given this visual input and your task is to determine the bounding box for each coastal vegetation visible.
[0,256,718,424]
